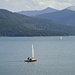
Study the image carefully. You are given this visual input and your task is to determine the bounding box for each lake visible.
[0,36,75,75]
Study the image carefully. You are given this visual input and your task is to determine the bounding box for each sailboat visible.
[60,36,62,40]
[24,44,37,62]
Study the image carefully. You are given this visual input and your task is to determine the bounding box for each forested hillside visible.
[0,9,75,36]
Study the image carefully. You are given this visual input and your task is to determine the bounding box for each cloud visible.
[5,0,9,1]
[0,0,75,11]
[32,0,72,10]
[53,0,72,10]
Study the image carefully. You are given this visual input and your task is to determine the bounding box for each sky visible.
[0,0,75,12]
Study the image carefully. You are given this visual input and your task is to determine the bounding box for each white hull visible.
[25,58,37,62]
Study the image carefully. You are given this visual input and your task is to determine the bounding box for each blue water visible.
[0,36,75,75]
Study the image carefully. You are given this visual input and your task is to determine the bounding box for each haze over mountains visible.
[17,7,58,16]
[35,6,75,26]
[17,6,75,26]
[0,6,75,36]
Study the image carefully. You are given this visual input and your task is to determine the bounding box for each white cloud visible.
[53,0,72,10]
[32,0,73,10]
[5,0,9,1]
[0,0,75,11]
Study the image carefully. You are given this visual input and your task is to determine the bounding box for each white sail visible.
[32,44,34,58]
[60,36,62,40]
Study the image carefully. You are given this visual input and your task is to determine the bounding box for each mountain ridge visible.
[0,9,75,36]
[67,6,75,11]
[35,8,75,26]
[17,7,58,16]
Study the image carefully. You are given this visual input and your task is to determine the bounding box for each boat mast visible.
[32,44,34,58]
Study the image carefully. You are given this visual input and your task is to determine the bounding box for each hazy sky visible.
[0,0,75,12]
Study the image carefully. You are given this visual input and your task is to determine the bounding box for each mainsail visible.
[32,44,34,58]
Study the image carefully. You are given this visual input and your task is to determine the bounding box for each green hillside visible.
[0,9,75,36]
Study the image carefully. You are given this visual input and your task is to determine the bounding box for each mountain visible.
[67,6,75,11]
[17,7,58,16]
[36,8,75,26]
[0,9,75,36]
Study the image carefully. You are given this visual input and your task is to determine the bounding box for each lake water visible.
[0,36,75,75]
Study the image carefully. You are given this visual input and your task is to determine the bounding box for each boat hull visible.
[24,59,37,62]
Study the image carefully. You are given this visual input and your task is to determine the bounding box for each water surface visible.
[0,36,75,75]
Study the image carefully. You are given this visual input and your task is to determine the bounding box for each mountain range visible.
[0,9,68,36]
[17,7,58,16]
[17,6,75,26]
[0,7,75,36]
[35,7,75,26]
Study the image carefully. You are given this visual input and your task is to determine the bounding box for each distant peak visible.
[67,6,75,11]
[45,7,56,10]
[46,7,51,9]
[43,7,58,11]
